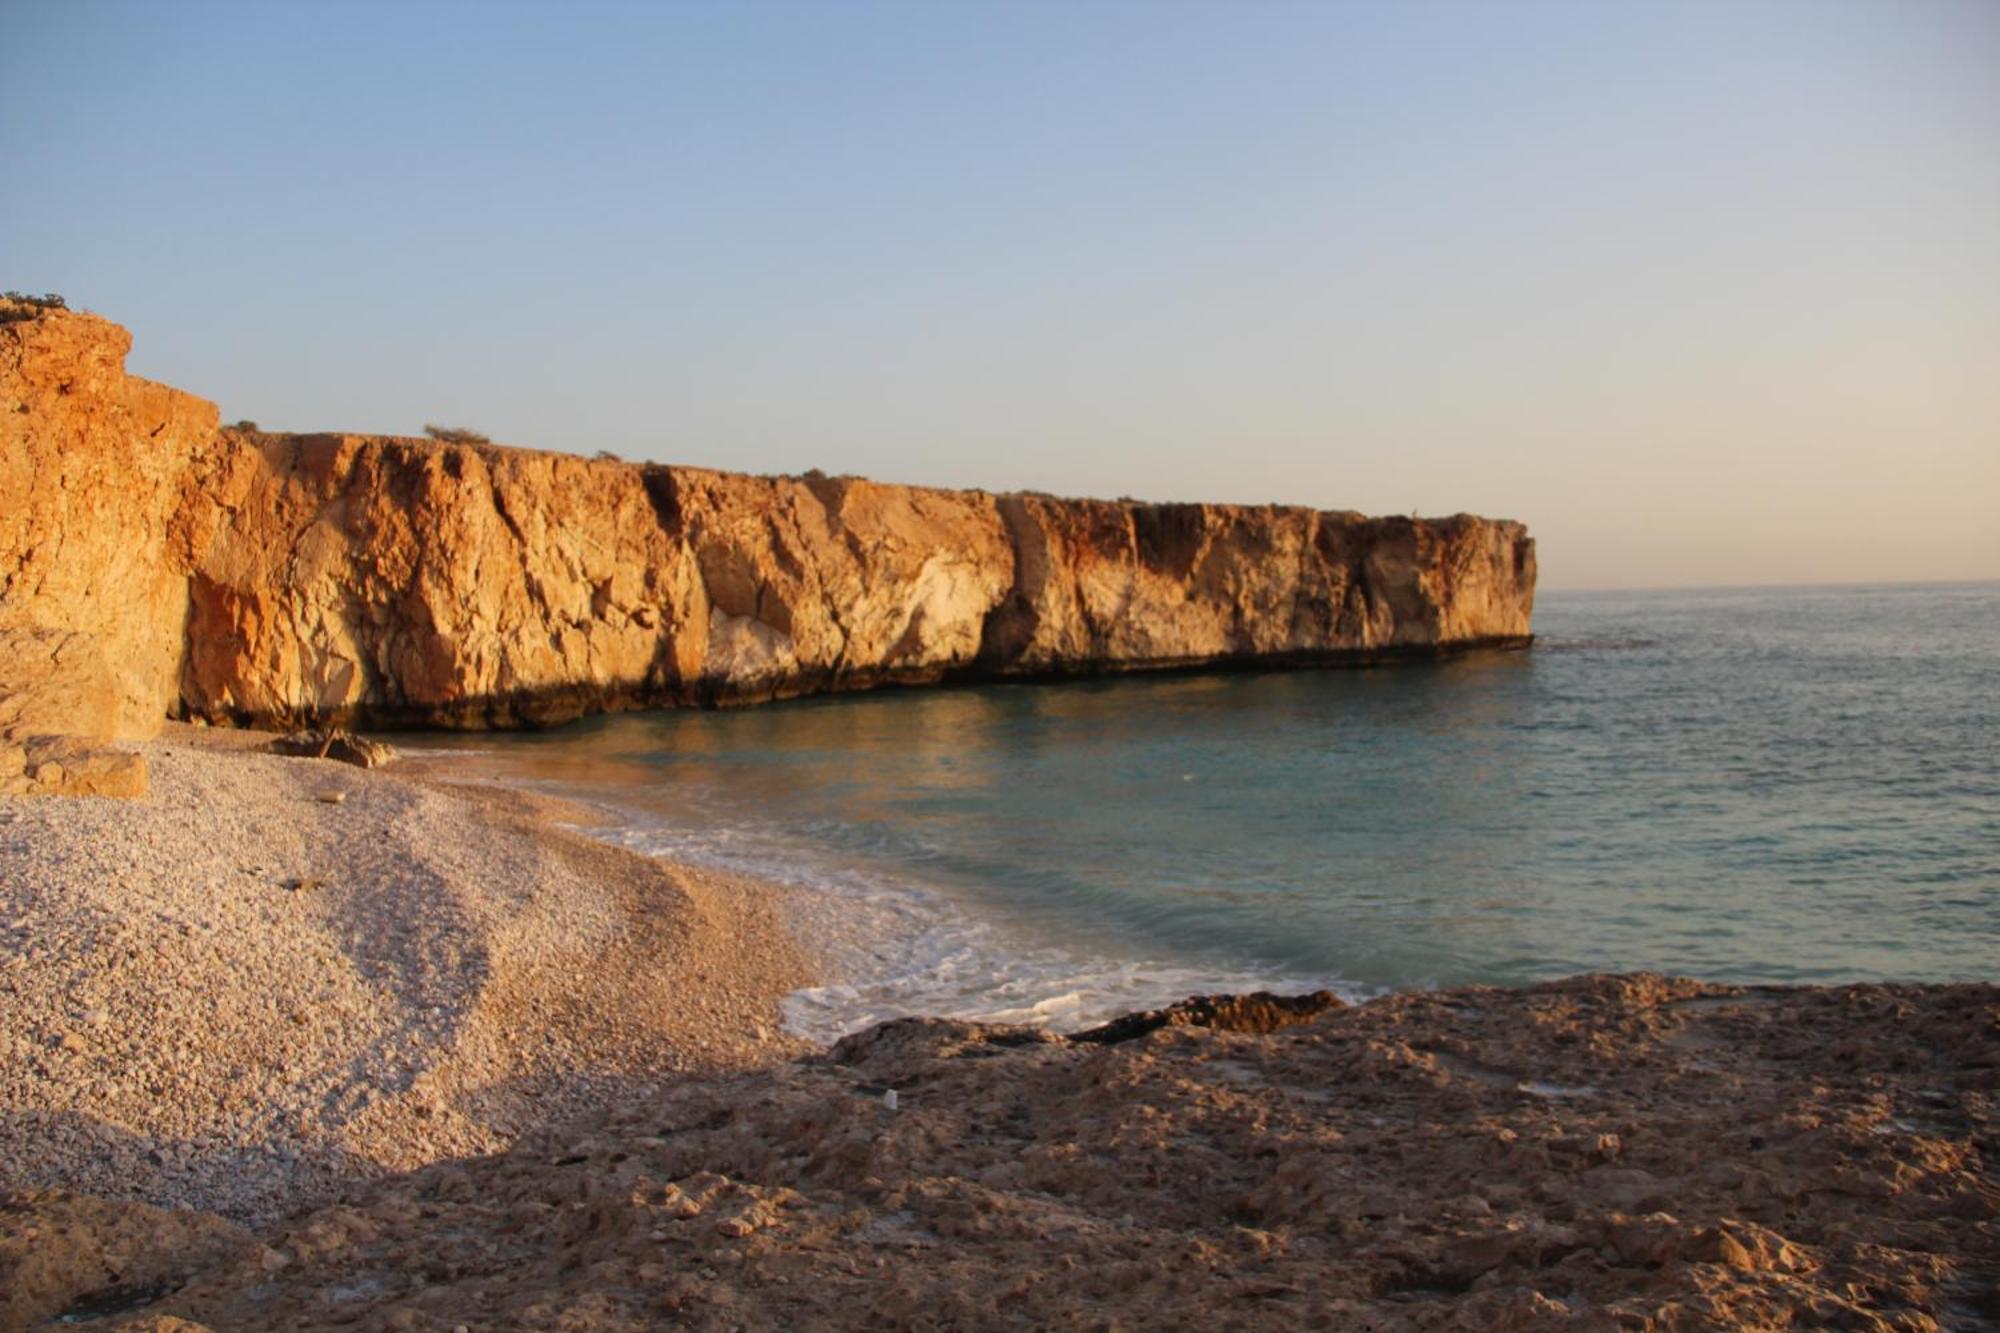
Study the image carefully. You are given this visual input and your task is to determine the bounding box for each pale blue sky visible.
[5,0,1996,588]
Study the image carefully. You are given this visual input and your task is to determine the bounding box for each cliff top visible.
[4,300,1520,524]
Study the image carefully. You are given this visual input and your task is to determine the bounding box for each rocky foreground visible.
[5,972,1994,1330]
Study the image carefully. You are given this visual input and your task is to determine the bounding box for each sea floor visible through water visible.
[415,581,2000,1042]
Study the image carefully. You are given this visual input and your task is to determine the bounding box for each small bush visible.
[424,423,490,445]
[231,419,259,432]
[0,291,67,324]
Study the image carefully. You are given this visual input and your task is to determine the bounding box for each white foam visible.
[603,818,1361,1044]
[427,765,1364,1044]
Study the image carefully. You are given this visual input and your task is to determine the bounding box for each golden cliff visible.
[1,301,1534,778]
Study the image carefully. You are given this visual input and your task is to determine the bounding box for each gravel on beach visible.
[0,724,810,1228]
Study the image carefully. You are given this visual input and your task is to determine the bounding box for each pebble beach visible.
[0,725,810,1228]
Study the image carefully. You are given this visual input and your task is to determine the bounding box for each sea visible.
[416,582,1999,1043]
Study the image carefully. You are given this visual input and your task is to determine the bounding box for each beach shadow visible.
[0,1106,389,1326]
[0,1106,379,1228]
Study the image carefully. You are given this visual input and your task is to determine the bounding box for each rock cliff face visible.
[1,306,218,740]
[1,303,221,793]
[1,303,1536,751]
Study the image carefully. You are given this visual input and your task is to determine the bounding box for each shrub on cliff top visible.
[423,423,490,445]
[0,292,67,323]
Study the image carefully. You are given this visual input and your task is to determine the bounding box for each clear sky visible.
[5,0,1996,589]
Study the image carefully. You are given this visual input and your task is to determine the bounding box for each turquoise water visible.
[423,582,1999,1037]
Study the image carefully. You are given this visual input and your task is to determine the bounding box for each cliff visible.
[1,303,223,794]
[1,301,1535,769]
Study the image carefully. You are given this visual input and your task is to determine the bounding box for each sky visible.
[4,0,1996,590]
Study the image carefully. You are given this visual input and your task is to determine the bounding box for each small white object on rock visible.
[883,1088,899,1111]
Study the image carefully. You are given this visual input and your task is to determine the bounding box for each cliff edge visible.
[1,301,1535,761]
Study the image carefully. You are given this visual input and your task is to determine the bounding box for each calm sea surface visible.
[420,582,1999,1039]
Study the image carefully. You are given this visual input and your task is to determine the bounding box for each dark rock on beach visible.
[267,729,397,769]
[1069,987,1346,1043]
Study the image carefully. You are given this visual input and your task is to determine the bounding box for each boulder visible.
[267,729,397,769]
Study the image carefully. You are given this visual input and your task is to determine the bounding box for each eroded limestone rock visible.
[0,1189,250,1329]
[17,976,1993,1330]
[0,733,147,798]
[2,301,1537,746]
[1068,988,1347,1043]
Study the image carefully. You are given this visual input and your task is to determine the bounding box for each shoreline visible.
[1,729,1994,1328]
[400,735,1370,1047]
[174,634,1541,732]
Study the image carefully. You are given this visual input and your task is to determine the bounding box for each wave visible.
[599,820,1358,1044]
[1535,636,1660,652]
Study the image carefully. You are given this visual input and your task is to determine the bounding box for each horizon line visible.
[1541,576,2000,596]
